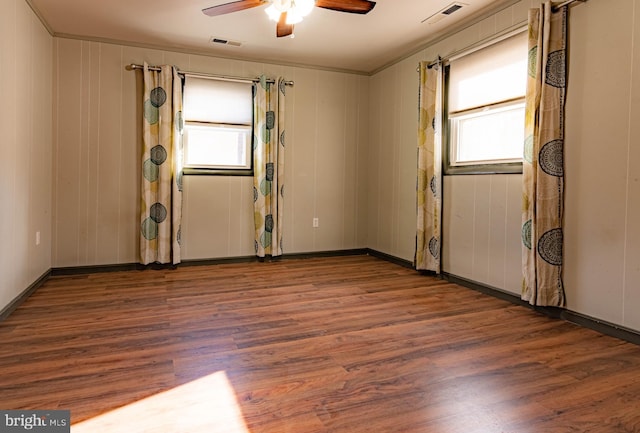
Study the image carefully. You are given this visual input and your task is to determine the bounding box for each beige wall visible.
[51,39,369,266]
[442,174,523,291]
[0,0,53,310]
[367,64,420,260]
[368,0,640,332]
[564,0,640,331]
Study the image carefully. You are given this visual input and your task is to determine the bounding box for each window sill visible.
[182,168,254,177]
[444,162,522,175]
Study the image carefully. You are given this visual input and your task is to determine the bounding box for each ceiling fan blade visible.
[202,0,268,17]
[276,12,294,38]
[315,0,376,14]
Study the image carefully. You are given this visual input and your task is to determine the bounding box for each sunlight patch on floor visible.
[71,371,250,433]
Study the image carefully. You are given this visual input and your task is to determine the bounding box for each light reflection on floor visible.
[71,371,250,433]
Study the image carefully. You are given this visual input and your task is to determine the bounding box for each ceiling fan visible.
[202,0,377,38]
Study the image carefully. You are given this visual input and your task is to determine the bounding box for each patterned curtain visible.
[253,77,286,258]
[140,63,184,265]
[416,61,443,273]
[522,2,567,306]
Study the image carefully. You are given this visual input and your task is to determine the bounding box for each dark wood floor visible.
[1,255,640,432]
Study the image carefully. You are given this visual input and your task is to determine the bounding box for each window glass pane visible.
[451,102,525,165]
[448,31,527,112]
[183,124,251,169]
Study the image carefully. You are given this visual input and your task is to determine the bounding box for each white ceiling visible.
[28,0,512,74]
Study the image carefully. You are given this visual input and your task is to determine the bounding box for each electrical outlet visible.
[35,231,40,246]
[312,218,319,228]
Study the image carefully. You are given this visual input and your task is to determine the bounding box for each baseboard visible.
[440,271,640,346]
[51,258,257,275]
[365,249,414,269]
[560,310,640,346]
[441,272,530,307]
[0,269,51,321]
[184,249,369,264]
[285,248,369,260]
[51,262,143,276]
[181,255,259,266]
[50,249,371,275]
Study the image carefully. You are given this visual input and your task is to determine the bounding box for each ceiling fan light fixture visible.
[203,0,375,38]
[294,0,315,17]
[265,4,281,21]
[272,0,292,12]
[267,0,314,24]
[286,10,303,24]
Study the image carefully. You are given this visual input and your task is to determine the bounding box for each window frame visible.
[443,31,527,176]
[181,78,255,177]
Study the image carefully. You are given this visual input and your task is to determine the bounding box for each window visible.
[445,30,528,174]
[182,76,254,175]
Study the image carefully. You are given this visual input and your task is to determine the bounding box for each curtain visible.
[253,77,286,258]
[140,63,184,265]
[522,2,567,306]
[416,61,443,273]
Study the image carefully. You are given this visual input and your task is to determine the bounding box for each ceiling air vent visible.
[210,37,242,47]
[422,2,467,24]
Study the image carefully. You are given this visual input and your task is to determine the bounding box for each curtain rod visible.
[418,0,588,71]
[554,0,587,11]
[126,64,294,86]
[418,26,525,71]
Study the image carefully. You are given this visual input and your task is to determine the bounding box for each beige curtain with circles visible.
[253,76,286,258]
[416,61,443,273]
[522,2,568,306]
[140,63,183,265]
